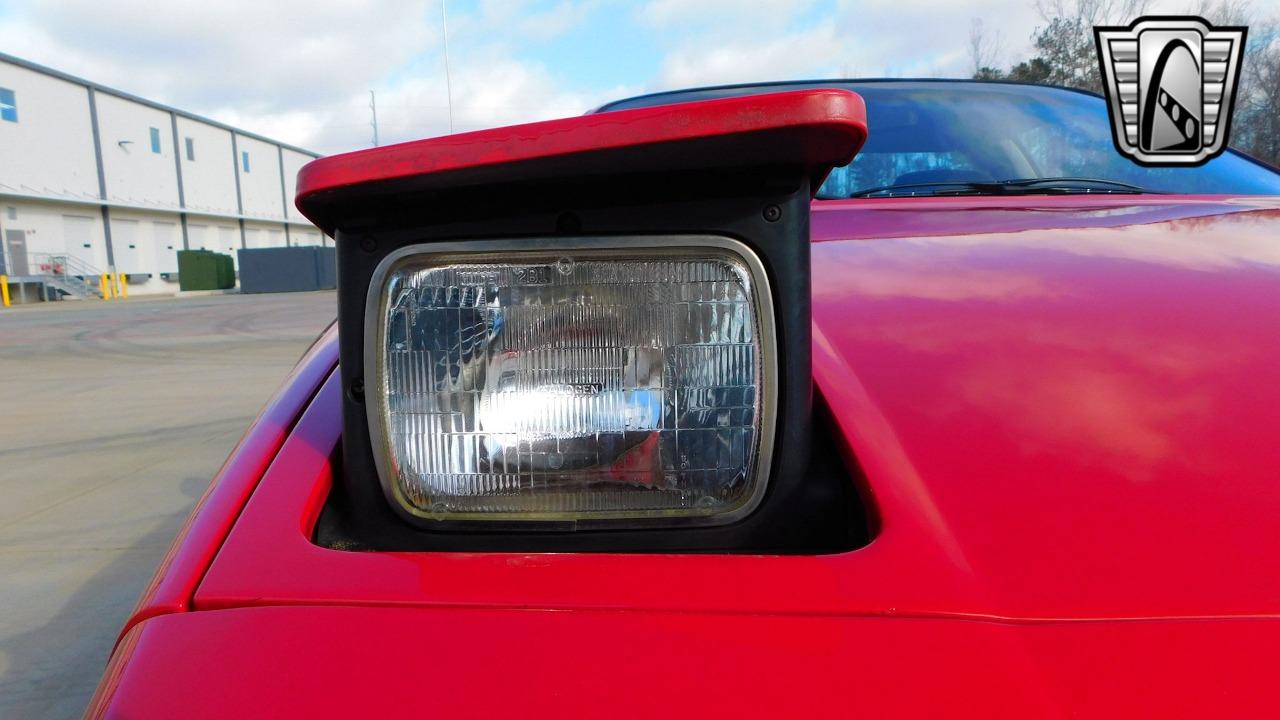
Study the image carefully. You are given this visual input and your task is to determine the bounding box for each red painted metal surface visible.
[810,193,1278,239]
[87,605,1280,719]
[809,194,1280,620]
[90,194,1280,716]
[294,88,868,233]
[111,324,338,648]
[189,194,1280,624]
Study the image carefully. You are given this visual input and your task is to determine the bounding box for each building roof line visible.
[0,188,317,227]
[0,51,321,159]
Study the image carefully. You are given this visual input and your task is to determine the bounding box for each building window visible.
[6,206,16,220]
[149,127,161,154]
[0,88,16,122]
[185,137,195,161]
[241,150,250,172]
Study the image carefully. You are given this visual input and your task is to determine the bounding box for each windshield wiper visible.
[998,177,1153,192]
[848,177,1158,198]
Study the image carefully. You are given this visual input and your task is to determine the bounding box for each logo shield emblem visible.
[1095,16,1246,166]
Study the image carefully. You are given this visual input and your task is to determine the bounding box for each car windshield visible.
[600,80,1280,198]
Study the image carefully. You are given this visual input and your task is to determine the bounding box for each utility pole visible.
[369,90,379,147]
[441,0,455,134]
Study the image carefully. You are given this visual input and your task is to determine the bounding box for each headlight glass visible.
[368,238,774,525]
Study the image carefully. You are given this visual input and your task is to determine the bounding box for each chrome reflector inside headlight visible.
[366,237,775,526]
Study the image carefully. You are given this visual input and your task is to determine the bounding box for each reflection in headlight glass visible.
[375,248,764,521]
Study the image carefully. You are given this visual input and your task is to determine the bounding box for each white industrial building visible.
[0,52,324,296]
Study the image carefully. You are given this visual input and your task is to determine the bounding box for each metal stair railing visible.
[28,253,105,299]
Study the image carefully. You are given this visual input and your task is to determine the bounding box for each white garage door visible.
[61,214,101,271]
[216,225,240,269]
[188,223,208,250]
[152,221,179,274]
[292,229,322,247]
[111,218,147,275]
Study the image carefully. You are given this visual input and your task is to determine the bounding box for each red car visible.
[87,81,1280,718]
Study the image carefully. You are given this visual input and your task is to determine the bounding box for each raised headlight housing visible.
[368,237,775,527]
[296,88,869,550]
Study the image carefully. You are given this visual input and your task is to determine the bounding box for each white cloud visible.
[641,0,820,27]
[351,55,633,151]
[1,0,1206,156]
[0,1,434,110]
[479,0,600,41]
[643,0,1043,91]
[0,0,616,154]
[658,22,845,87]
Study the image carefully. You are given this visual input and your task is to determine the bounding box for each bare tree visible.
[972,0,1149,90]
[1192,0,1280,164]
[1239,44,1278,161]
[1027,0,1151,92]
[972,0,1280,165]
[969,18,1005,78]
[1187,0,1252,25]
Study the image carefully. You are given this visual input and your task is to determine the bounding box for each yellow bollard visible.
[100,273,113,300]
[115,272,128,299]
[1,275,9,307]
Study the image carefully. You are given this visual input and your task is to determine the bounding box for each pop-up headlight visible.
[295,88,868,547]
[369,238,774,526]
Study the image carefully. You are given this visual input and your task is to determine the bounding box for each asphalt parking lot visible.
[0,292,336,719]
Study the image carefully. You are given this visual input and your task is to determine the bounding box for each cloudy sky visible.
[0,1,1085,154]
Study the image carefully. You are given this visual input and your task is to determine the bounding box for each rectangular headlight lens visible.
[367,238,775,526]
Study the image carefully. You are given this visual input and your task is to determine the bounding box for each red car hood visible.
[94,605,1280,718]
[811,195,1280,620]
[93,195,1280,719]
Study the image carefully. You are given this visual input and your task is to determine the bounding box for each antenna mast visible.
[441,0,455,134]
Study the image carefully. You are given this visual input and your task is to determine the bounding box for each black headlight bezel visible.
[331,173,820,551]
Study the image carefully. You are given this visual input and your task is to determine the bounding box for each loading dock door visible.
[188,224,208,250]
[112,219,145,274]
[62,215,99,271]
[217,226,239,269]
[152,221,179,274]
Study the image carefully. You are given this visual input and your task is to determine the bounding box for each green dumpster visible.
[177,250,236,291]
